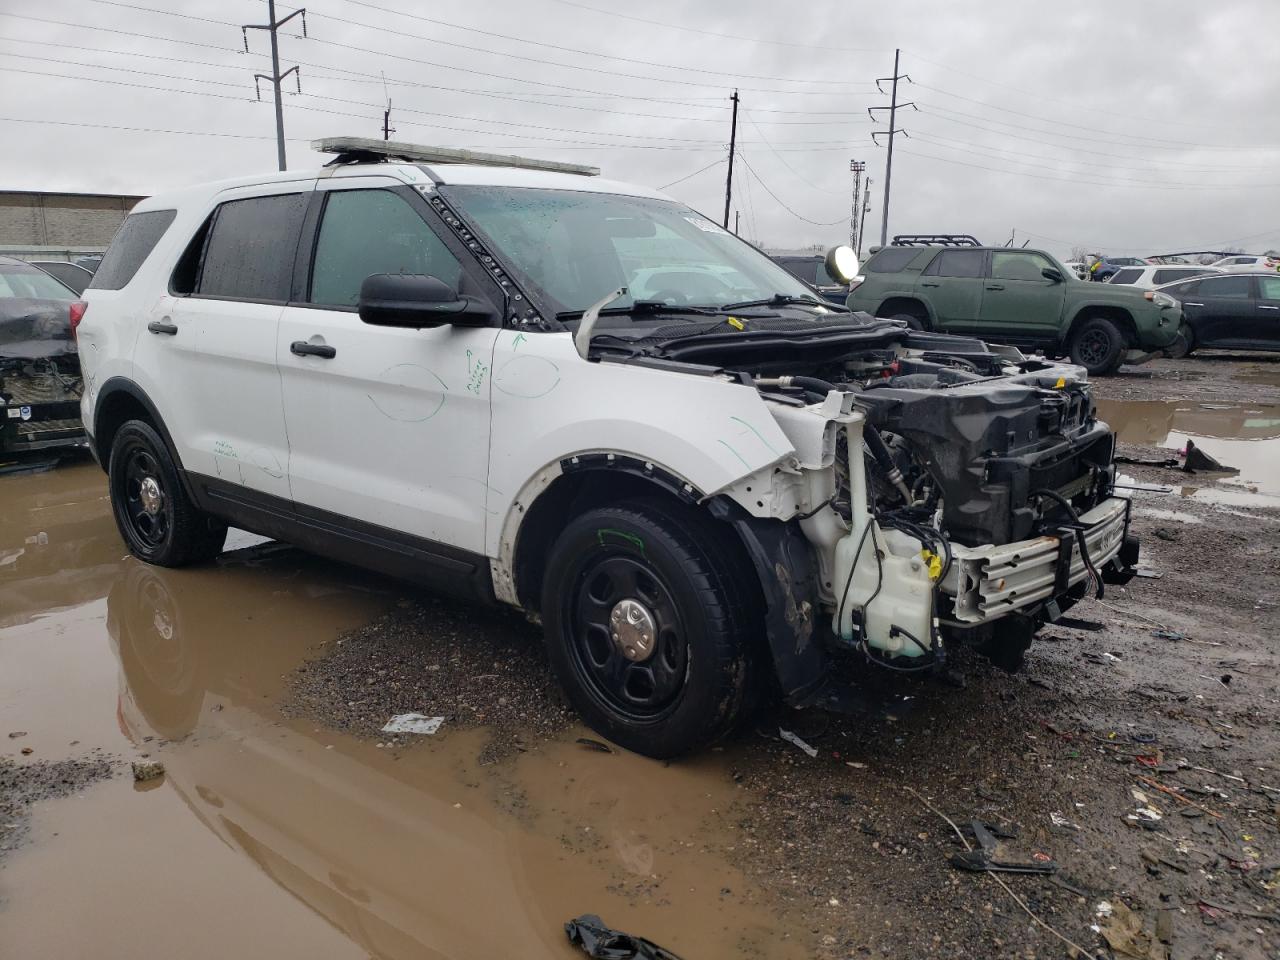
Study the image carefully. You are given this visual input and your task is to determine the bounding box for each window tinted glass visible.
[1258,277,1280,300]
[1109,268,1143,285]
[310,190,461,308]
[1199,276,1252,299]
[0,262,76,299]
[197,194,306,302]
[990,251,1054,281]
[89,209,176,291]
[866,247,920,273]
[923,249,984,278]
[1169,279,1200,296]
[1152,269,1198,285]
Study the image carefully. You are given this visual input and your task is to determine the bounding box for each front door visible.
[156,185,312,501]
[916,248,987,332]
[1182,274,1255,346]
[978,250,1066,340]
[1254,275,1280,348]
[277,181,500,561]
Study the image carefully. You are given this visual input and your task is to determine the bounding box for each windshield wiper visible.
[719,293,826,310]
[557,300,722,320]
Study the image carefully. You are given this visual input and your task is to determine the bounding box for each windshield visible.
[442,186,817,314]
[0,262,76,300]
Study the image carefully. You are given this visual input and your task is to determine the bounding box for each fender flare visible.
[92,377,189,486]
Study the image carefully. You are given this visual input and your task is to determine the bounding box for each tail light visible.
[69,301,88,335]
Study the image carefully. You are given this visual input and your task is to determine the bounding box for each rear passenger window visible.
[89,210,177,291]
[866,247,920,273]
[1110,268,1143,285]
[196,194,307,302]
[309,189,461,307]
[923,249,985,278]
[1199,276,1251,299]
[1152,269,1197,285]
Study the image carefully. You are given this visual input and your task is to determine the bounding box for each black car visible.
[30,260,96,296]
[0,256,85,457]
[770,254,849,305]
[1159,272,1280,357]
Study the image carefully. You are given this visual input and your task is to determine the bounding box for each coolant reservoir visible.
[832,417,936,657]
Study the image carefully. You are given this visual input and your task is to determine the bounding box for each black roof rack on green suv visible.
[891,234,981,247]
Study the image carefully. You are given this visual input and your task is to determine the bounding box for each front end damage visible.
[629,314,1138,693]
[0,298,85,457]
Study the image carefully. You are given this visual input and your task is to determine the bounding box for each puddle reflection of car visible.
[1096,398,1280,447]
[105,559,678,959]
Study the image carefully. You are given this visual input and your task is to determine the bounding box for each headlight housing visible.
[1145,291,1177,308]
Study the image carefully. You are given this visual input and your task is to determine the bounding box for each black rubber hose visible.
[1031,487,1104,599]
[787,376,839,394]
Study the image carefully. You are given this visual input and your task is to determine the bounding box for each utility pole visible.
[869,49,914,246]
[734,210,741,236]
[381,72,395,141]
[849,160,866,251]
[243,0,307,171]
[858,178,872,259]
[723,89,739,229]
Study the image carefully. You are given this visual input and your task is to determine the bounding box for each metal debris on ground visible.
[778,727,818,758]
[380,713,445,735]
[949,820,1057,875]
[564,914,683,960]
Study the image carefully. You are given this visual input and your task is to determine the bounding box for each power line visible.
[745,112,845,195]
[542,0,884,52]
[659,158,726,190]
[737,152,848,227]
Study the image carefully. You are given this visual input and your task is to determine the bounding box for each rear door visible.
[151,185,310,500]
[978,250,1066,340]
[277,180,500,562]
[1249,275,1280,347]
[1182,274,1255,346]
[916,248,986,332]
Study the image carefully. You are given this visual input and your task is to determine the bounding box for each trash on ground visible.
[381,713,445,735]
[131,759,165,781]
[1099,899,1169,960]
[949,820,1057,874]
[564,913,683,960]
[1182,439,1237,476]
[778,727,818,758]
[575,737,613,753]
[1049,811,1079,830]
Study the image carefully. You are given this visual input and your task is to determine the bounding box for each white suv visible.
[79,138,1139,757]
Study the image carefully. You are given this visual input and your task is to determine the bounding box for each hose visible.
[1031,487,1103,599]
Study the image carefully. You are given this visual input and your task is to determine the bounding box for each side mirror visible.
[824,245,860,285]
[1041,267,1064,283]
[358,274,499,329]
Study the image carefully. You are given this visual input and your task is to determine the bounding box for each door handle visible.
[147,320,178,336]
[1260,305,1279,311]
[290,340,336,359]
[1184,302,1204,307]
[985,284,1005,291]
[920,281,940,287]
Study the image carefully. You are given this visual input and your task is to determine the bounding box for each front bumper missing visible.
[945,495,1130,625]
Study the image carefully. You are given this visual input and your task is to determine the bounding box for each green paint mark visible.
[597,528,645,553]
[729,416,780,455]
[513,332,527,349]
[717,439,751,469]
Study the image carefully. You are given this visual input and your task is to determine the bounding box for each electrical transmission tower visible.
[868,49,915,246]
[242,0,307,171]
[849,160,866,251]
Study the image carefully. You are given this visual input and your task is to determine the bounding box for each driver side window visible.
[309,189,462,308]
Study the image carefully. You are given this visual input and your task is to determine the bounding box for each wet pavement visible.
[3,356,1279,959]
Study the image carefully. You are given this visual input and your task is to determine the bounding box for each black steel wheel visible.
[1069,317,1125,375]
[541,501,761,758]
[108,420,227,566]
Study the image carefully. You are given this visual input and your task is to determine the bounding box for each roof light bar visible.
[311,137,600,176]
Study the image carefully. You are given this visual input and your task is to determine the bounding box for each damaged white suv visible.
[80,138,1139,757]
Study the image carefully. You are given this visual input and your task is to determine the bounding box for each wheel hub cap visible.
[609,598,657,662]
[139,476,164,517]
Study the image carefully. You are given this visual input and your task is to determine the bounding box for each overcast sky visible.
[1,0,1278,258]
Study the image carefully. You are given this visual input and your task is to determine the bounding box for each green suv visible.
[846,240,1180,375]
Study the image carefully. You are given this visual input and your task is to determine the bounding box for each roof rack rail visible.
[310,137,600,176]
[890,234,981,247]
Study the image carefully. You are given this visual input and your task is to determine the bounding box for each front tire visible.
[888,312,926,331]
[108,420,227,567]
[1069,317,1126,375]
[1166,324,1195,359]
[541,501,759,758]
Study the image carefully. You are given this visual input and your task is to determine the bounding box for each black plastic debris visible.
[950,821,1057,875]
[565,915,683,960]
[576,737,614,753]
[1183,439,1238,475]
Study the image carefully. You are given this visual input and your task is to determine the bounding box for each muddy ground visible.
[2,353,1277,959]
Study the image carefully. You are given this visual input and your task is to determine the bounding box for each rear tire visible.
[540,500,759,758]
[1166,324,1195,359]
[1069,317,1126,375]
[108,420,227,567]
[888,312,926,331]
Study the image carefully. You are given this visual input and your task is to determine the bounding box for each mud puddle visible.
[1097,396,1280,498]
[0,462,803,959]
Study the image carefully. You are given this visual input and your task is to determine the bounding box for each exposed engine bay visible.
[599,311,1138,676]
[1,296,85,456]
